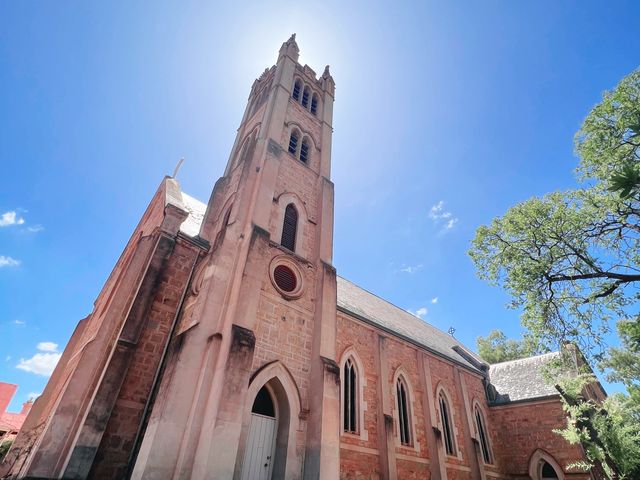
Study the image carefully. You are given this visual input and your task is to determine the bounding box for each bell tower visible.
[131,35,340,480]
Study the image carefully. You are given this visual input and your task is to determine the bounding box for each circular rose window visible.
[273,265,297,292]
[269,257,304,299]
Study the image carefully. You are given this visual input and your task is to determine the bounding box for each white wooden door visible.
[240,413,277,480]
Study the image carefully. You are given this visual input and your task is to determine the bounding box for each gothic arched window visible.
[310,94,318,115]
[397,377,411,445]
[300,138,309,164]
[540,462,559,479]
[302,86,310,108]
[474,405,491,464]
[292,80,302,101]
[288,130,298,155]
[343,359,357,433]
[438,391,456,455]
[281,204,298,252]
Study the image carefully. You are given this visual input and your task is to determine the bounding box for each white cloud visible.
[26,224,44,233]
[16,352,62,376]
[12,319,26,326]
[428,201,459,233]
[0,211,25,227]
[26,392,41,401]
[400,264,423,274]
[431,297,439,304]
[0,256,21,267]
[408,307,428,318]
[5,355,11,362]
[37,342,59,352]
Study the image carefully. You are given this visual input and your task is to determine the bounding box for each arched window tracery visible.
[438,390,456,456]
[343,358,357,433]
[474,404,491,464]
[396,376,412,445]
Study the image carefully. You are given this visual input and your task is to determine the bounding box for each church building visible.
[2,35,602,480]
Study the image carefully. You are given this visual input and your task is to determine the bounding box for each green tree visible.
[470,69,640,477]
[469,69,640,357]
[550,367,640,479]
[475,329,540,364]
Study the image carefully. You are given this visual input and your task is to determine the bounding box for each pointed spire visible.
[279,33,299,61]
[321,65,335,96]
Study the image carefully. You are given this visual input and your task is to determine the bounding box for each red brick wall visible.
[489,398,590,479]
[334,313,590,480]
[89,239,200,479]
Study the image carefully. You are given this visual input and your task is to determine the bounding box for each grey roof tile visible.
[336,276,487,373]
[488,352,560,404]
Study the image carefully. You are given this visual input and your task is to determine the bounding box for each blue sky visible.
[1,1,639,411]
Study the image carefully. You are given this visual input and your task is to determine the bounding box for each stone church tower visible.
[130,33,340,479]
[3,35,604,480]
[3,34,340,480]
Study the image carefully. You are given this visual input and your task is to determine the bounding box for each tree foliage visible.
[469,70,640,357]
[476,329,540,364]
[470,69,640,477]
[550,367,640,479]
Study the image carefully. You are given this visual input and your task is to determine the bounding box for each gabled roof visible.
[488,351,561,404]
[336,276,487,373]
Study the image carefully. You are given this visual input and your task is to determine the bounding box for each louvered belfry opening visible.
[281,204,298,252]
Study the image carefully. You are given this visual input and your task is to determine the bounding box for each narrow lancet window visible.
[397,377,411,445]
[292,80,302,101]
[439,392,456,455]
[302,86,310,108]
[281,204,298,251]
[288,131,298,155]
[300,138,309,163]
[474,406,491,463]
[310,94,318,115]
[343,359,357,433]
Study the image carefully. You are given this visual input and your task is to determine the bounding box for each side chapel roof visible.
[488,351,561,404]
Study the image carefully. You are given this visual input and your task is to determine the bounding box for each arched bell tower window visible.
[301,86,310,108]
[474,405,491,464]
[343,359,357,433]
[281,204,298,252]
[438,390,456,456]
[396,376,412,445]
[292,79,302,101]
[541,462,559,479]
[300,138,310,163]
[310,94,318,115]
[288,130,299,155]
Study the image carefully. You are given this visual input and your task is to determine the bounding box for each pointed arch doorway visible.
[236,362,302,480]
[240,385,278,480]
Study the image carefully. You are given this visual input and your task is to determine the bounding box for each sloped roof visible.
[179,192,206,237]
[488,351,561,404]
[0,412,26,433]
[174,191,488,375]
[336,277,487,373]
